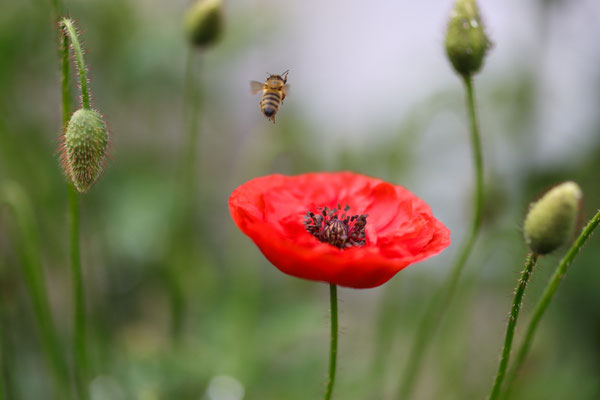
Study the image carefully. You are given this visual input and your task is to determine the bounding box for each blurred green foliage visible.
[0,0,599,399]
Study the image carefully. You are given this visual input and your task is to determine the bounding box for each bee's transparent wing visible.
[282,84,290,100]
[250,81,265,94]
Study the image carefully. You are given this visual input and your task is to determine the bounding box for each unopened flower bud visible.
[523,182,582,255]
[184,0,223,48]
[61,109,109,193]
[445,0,491,77]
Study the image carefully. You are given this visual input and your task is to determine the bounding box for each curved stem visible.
[489,253,538,400]
[464,76,484,238]
[397,74,484,399]
[324,284,338,400]
[61,18,91,110]
[503,210,600,398]
[61,33,71,128]
[61,26,88,400]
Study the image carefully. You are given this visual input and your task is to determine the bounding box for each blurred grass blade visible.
[0,181,71,399]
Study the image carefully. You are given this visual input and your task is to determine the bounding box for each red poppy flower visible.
[229,172,450,288]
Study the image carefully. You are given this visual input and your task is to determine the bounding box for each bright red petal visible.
[229,172,450,288]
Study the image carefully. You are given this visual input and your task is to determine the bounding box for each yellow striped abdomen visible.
[260,89,282,121]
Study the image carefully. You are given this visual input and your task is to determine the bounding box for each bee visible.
[250,70,289,122]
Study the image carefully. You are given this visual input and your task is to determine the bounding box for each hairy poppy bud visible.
[184,0,223,47]
[445,0,491,77]
[62,109,109,193]
[523,182,582,255]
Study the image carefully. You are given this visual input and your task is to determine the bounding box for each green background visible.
[0,0,599,399]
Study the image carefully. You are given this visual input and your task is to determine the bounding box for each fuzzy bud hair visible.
[523,182,582,255]
[61,109,109,193]
[445,0,491,77]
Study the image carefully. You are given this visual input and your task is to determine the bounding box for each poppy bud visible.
[445,0,491,77]
[184,0,223,48]
[62,109,109,193]
[523,182,582,255]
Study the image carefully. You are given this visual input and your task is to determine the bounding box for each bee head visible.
[266,74,286,89]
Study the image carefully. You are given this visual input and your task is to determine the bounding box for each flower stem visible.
[61,23,88,400]
[61,18,91,110]
[165,47,203,341]
[489,253,538,400]
[502,210,600,398]
[324,284,338,400]
[61,32,71,128]
[68,185,88,400]
[183,47,202,177]
[0,183,71,399]
[464,75,484,238]
[397,74,484,399]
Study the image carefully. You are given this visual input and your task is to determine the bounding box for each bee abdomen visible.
[261,92,281,106]
[263,106,276,117]
[261,91,281,118]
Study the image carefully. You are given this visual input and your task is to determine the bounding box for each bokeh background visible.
[1,0,600,399]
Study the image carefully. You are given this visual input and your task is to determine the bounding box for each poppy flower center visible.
[304,205,368,249]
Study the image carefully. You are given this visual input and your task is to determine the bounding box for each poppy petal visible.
[229,172,450,288]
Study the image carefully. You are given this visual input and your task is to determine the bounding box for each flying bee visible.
[250,70,289,122]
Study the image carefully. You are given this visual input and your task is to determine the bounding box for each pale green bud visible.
[445,0,491,77]
[61,109,109,193]
[184,0,224,48]
[523,182,582,255]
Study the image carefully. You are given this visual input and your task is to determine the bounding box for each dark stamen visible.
[304,204,368,249]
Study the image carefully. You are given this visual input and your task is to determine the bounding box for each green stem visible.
[61,33,71,128]
[184,47,201,177]
[324,284,338,400]
[503,210,600,399]
[166,48,200,340]
[464,75,484,240]
[69,185,87,400]
[489,253,538,400]
[396,74,484,399]
[0,183,71,399]
[165,47,202,340]
[61,18,91,110]
[61,22,88,400]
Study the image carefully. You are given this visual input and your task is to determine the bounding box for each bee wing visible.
[250,81,265,94]
[282,84,290,100]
